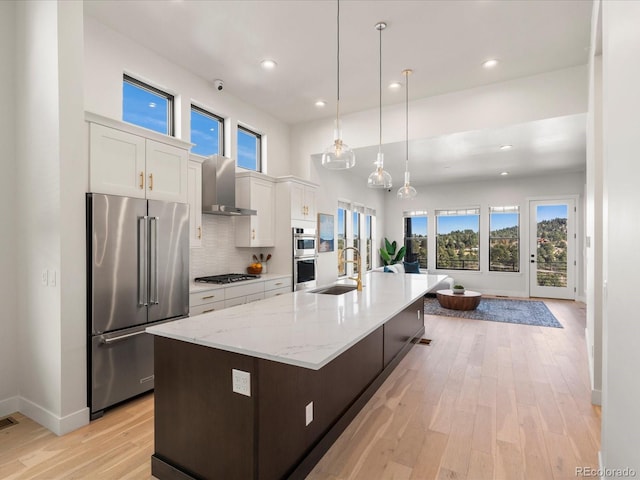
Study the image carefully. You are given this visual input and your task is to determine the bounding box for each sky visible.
[536,205,568,222]
[437,215,479,234]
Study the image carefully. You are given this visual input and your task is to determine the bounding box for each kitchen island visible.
[147,272,448,480]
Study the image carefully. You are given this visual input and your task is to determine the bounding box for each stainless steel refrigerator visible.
[86,193,189,419]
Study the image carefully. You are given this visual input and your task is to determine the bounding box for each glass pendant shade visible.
[322,0,355,170]
[397,171,417,199]
[397,68,417,199]
[322,124,356,169]
[368,22,392,188]
[368,151,392,188]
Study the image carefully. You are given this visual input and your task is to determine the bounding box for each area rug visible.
[423,297,563,328]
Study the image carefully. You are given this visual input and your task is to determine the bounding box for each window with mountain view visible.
[535,204,568,287]
[404,212,428,268]
[337,205,347,276]
[489,206,520,272]
[365,213,373,271]
[436,208,480,270]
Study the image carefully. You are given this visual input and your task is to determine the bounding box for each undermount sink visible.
[309,284,358,295]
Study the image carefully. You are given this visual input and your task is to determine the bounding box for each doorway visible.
[529,198,576,299]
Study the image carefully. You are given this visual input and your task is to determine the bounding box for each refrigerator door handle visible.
[100,329,147,345]
[138,216,148,306]
[149,216,159,305]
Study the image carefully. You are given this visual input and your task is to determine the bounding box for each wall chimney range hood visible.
[202,154,256,216]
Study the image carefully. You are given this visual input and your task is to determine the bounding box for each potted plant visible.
[379,238,406,265]
[452,284,465,294]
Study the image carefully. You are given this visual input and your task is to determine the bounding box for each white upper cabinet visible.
[87,113,189,203]
[145,141,188,203]
[235,172,275,247]
[89,124,146,199]
[289,179,317,222]
[187,156,203,247]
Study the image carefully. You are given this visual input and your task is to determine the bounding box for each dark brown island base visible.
[151,297,426,480]
[151,298,424,480]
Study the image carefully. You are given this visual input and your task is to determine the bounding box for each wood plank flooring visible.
[0,299,600,479]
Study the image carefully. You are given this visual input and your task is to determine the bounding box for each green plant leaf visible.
[384,238,392,254]
[395,245,406,262]
[380,248,391,265]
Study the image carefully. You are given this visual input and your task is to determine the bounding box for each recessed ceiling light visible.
[500,171,509,176]
[315,100,326,108]
[499,144,513,150]
[148,102,156,108]
[388,82,402,90]
[482,59,499,69]
[260,59,277,70]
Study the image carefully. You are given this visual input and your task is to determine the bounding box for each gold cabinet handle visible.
[197,226,202,239]
[202,308,215,314]
[139,171,144,189]
[202,295,215,300]
[148,173,154,191]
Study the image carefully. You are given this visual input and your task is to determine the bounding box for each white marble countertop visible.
[149,272,449,370]
[190,273,291,293]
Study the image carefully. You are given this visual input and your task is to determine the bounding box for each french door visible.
[529,198,576,299]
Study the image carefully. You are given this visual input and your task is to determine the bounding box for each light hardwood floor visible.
[0,299,600,479]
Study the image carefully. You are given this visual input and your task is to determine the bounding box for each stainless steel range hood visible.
[202,154,257,216]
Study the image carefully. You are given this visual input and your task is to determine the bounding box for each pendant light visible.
[397,69,417,199]
[322,0,355,170]
[367,22,392,189]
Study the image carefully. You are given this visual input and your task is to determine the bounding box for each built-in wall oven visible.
[293,227,317,257]
[293,227,317,291]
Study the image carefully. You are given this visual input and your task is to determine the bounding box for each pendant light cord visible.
[378,23,382,153]
[336,0,340,125]
[405,70,409,172]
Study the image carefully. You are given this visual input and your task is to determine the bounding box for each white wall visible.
[0,0,18,416]
[601,0,640,474]
[14,0,88,434]
[291,65,588,180]
[383,172,585,297]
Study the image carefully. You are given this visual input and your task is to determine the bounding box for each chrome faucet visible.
[341,246,363,291]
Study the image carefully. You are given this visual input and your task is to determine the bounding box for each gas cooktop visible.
[194,273,261,284]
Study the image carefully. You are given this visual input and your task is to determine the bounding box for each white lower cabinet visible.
[191,300,225,316]
[190,276,291,316]
[264,277,293,298]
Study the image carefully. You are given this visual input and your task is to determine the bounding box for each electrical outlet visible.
[41,269,48,286]
[232,369,251,396]
[305,401,313,426]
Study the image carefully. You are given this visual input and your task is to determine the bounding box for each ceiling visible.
[84,0,592,183]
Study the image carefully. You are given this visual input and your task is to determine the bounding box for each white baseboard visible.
[480,289,529,298]
[0,396,19,418]
[18,397,89,436]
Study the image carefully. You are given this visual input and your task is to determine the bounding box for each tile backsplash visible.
[190,215,273,278]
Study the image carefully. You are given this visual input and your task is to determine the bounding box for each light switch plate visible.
[305,401,313,426]
[232,369,251,396]
[48,269,56,287]
[41,269,48,286]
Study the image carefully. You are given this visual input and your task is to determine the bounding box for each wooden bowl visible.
[247,264,262,274]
